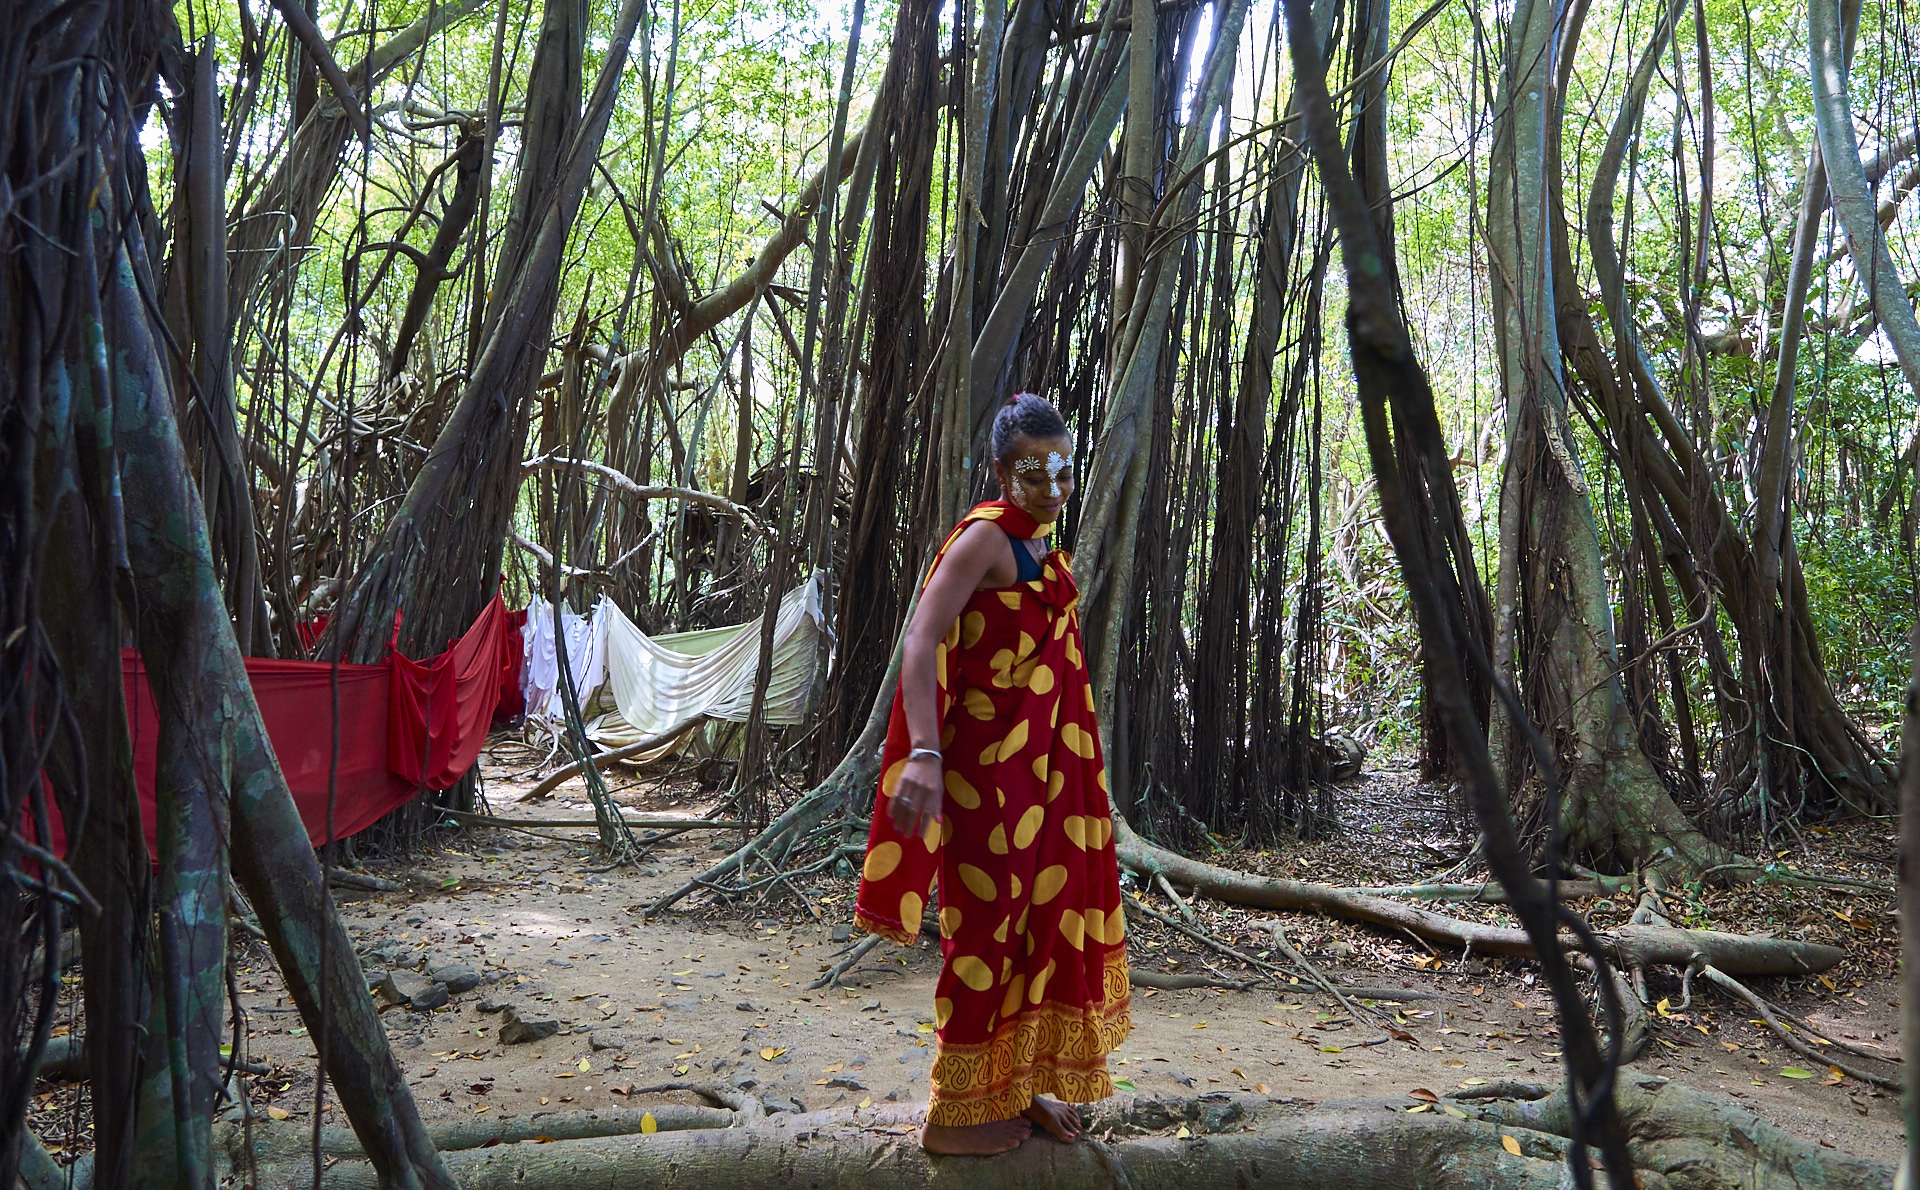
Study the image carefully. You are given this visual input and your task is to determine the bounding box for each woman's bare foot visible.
[1021,1096,1084,1142]
[920,1118,1033,1155]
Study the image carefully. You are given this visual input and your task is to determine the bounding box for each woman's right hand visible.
[888,754,944,840]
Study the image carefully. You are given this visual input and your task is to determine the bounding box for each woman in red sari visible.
[854,393,1131,1155]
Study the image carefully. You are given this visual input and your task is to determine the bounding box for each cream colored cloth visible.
[579,570,828,752]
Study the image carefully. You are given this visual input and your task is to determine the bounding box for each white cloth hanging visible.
[520,596,608,722]
[585,570,829,749]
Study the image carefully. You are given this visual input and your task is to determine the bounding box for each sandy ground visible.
[28,752,1904,1171]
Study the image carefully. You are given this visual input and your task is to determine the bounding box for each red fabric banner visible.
[35,597,521,859]
[388,595,511,790]
[124,652,413,848]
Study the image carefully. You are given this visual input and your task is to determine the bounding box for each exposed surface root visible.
[223,1083,1894,1190]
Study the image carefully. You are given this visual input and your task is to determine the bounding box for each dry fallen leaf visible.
[641,1113,658,1135]
[761,1047,787,1061]
[1502,1135,1523,1157]
[578,1058,592,1072]
[1254,1083,1271,1094]
[1408,1088,1439,1103]
[267,1106,291,1121]
[1174,1125,1192,1139]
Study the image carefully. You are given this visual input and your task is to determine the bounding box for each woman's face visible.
[996,435,1075,524]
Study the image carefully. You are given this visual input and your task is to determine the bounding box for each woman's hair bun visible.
[990,392,1068,463]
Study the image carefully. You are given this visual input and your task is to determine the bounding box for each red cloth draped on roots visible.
[854,501,1131,1127]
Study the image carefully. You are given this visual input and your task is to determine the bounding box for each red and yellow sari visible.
[854,501,1131,1126]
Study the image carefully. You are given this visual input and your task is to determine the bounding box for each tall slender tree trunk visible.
[1485,0,1728,875]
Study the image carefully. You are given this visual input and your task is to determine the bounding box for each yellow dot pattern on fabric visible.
[1000,975,1026,1018]
[1015,904,1030,935]
[940,906,963,938]
[1064,632,1082,668]
[1058,909,1086,950]
[1033,865,1068,905]
[963,687,995,720]
[944,771,981,809]
[880,758,907,797]
[1000,956,1013,984]
[1028,958,1057,1003]
[987,824,1009,854]
[997,591,1022,609]
[993,916,1009,943]
[921,815,941,851]
[1062,815,1087,849]
[1089,817,1113,849]
[953,955,994,992]
[940,817,954,846]
[936,642,949,687]
[1009,873,1023,900]
[1085,684,1096,711]
[1000,718,1030,760]
[1048,770,1066,801]
[1027,663,1055,694]
[935,997,954,1028]
[1054,611,1071,640]
[864,842,902,881]
[1061,722,1094,758]
[1096,768,1108,792]
[1013,805,1044,849]
[1032,754,1049,781]
[961,611,986,648]
[1084,907,1106,945]
[958,864,997,902]
[899,892,923,931]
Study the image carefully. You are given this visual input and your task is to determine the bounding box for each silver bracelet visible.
[907,747,941,762]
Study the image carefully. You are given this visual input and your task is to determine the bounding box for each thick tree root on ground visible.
[1113,820,1844,976]
[223,1081,1893,1190]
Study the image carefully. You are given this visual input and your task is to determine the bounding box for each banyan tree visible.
[1,0,1914,1183]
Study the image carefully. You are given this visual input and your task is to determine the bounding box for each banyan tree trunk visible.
[8,6,458,1186]
[331,0,599,666]
[1484,0,1732,876]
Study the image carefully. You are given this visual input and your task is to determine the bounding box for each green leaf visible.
[1779,1067,1814,1079]
[1112,1078,1136,1091]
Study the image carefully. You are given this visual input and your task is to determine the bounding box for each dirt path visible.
[29,755,1899,1171]
[190,760,1901,1168]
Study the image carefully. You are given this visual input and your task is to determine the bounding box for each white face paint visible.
[1044,450,1069,499]
[1008,447,1073,515]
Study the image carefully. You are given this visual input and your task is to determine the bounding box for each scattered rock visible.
[736,1001,755,1012]
[825,1076,865,1091]
[477,996,513,1014]
[546,959,574,968]
[431,964,482,995]
[1462,961,1490,977]
[862,1001,881,1012]
[380,969,448,1010]
[733,1076,759,1091]
[830,924,852,943]
[761,1095,804,1114]
[498,1007,561,1045]
[1324,941,1354,960]
[590,1030,639,1051]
